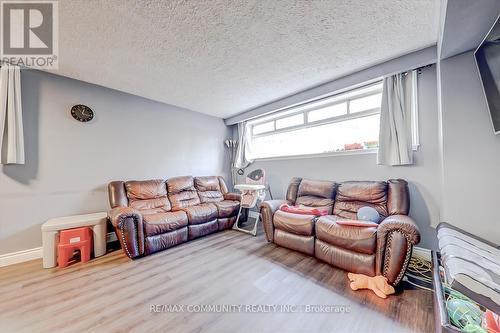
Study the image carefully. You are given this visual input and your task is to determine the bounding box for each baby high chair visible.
[233,169,270,236]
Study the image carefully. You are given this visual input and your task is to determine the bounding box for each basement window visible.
[246,80,418,160]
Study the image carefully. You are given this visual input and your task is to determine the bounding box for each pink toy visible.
[279,204,329,216]
[336,219,379,228]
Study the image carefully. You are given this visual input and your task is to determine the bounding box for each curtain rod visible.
[0,60,27,69]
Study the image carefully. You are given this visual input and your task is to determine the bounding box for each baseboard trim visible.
[0,247,43,268]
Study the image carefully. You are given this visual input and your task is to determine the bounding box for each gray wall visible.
[439,51,500,244]
[4,50,499,255]
[238,66,440,249]
[0,70,230,255]
[438,0,500,60]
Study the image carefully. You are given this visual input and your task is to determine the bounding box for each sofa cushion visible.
[315,215,377,255]
[295,196,334,212]
[315,239,376,276]
[125,179,167,200]
[333,181,388,219]
[295,179,336,214]
[137,207,171,215]
[181,203,218,225]
[273,210,316,236]
[144,227,188,255]
[167,176,201,210]
[188,220,219,240]
[142,211,189,237]
[218,216,237,230]
[195,176,224,203]
[214,200,240,218]
[297,179,336,199]
[129,198,171,211]
[125,179,171,212]
[274,229,315,255]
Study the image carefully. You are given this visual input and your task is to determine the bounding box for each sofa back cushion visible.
[125,179,171,212]
[108,181,129,208]
[167,176,201,210]
[194,176,224,203]
[295,179,336,213]
[333,181,388,219]
[285,177,302,203]
[387,179,410,215]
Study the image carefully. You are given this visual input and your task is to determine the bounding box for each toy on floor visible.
[57,227,92,268]
[348,273,395,299]
[446,298,484,332]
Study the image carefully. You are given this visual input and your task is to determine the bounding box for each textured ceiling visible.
[54,0,440,118]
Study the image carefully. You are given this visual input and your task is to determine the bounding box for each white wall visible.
[238,66,441,249]
[439,51,500,244]
[0,70,230,255]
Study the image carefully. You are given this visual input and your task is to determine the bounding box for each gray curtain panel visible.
[234,121,253,169]
[377,70,417,166]
[0,64,24,165]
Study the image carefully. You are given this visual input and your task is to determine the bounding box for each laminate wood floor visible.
[0,230,434,333]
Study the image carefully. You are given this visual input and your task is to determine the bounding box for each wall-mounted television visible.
[475,14,500,135]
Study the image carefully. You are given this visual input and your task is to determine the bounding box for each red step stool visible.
[57,227,92,268]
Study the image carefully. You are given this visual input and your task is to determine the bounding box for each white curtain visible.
[0,64,24,164]
[377,70,417,166]
[234,121,253,169]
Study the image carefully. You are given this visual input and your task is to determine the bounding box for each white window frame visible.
[251,82,382,138]
[247,79,419,161]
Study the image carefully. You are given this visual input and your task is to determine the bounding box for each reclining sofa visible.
[108,176,240,258]
[260,177,420,285]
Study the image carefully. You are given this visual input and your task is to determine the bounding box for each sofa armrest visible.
[108,207,145,259]
[259,199,290,242]
[376,215,420,285]
[378,215,421,245]
[224,192,241,201]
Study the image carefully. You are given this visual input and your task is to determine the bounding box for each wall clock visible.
[70,104,94,122]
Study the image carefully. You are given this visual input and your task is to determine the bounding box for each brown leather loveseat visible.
[108,176,240,258]
[260,178,420,286]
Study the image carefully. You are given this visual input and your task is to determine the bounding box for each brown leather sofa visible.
[108,176,240,258]
[260,177,420,285]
